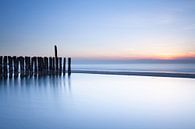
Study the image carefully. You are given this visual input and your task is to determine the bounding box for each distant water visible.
[0,74,195,129]
[72,63,195,74]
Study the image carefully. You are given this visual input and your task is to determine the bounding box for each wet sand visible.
[73,70,195,78]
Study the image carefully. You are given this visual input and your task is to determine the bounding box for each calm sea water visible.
[72,63,195,74]
[0,74,195,129]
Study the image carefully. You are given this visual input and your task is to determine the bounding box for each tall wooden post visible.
[54,45,57,58]
[68,57,71,76]
[54,45,58,74]
[0,56,2,78]
[3,56,8,78]
[63,58,66,75]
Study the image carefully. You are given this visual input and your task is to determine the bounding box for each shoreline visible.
[72,70,195,79]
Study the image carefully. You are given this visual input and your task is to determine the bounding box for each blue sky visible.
[0,0,195,59]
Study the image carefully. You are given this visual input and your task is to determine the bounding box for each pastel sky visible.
[0,0,195,60]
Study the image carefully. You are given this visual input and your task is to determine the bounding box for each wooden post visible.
[52,57,55,75]
[30,57,33,76]
[21,57,25,77]
[32,57,38,76]
[27,57,31,75]
[25,56,30,76]
[35,57,38,75]
[0,56,2,78]
[41,57,45,75]
[44,57,48,74]
[13,56,18,78]
[18,56,24,77]
[38,57,41,75]
[54,45,58,74]
[38,57,44,75]
[25,57,27,75]
[30,57,34,76]
[68,57,71,76]
[55,58,58,74]
[3,56,8,78]
[54,45,58,58]
[8,56,13,78]
[59,57,62,75]
[49,57,52,74]
[63,57,66,75]
[41,57,44,75]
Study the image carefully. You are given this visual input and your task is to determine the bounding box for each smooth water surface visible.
[0,74,195,129]
[72,63,195,74]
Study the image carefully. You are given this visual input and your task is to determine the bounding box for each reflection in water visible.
[0,74,195,129]
[0,75,72,95]
[68,76,71,92]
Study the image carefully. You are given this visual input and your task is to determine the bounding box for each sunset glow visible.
[0,0,195,62]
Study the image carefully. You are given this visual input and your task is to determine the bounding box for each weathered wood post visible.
[0,56,2,78]
[68,57,71,76]
[54,45,58,74]
[32,57,38,76]
[44,57,48,74]
[18,56,25,77]
[52,57,55,75]
[25,56,30,76]
[13,56,18,77]
[8,56,13,78]
[3,56,8,78]
[41,57,44,75]
[38,57,41,75]
[30,57,33,76]
[21,56,25,77]
[38,57,44,75]
[48,57,52,74]
[34,57,38,75]
[49,57,52,74]
[50,57,53,74]
[55,45,58,58]
[27,57,31,75]
[42,57,45,75]
[63,58,66,75]
[55,58,58,74]
[59,57,62,75]
[25,56,27,75]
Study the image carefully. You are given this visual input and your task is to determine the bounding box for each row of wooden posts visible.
[0,56,71,79]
